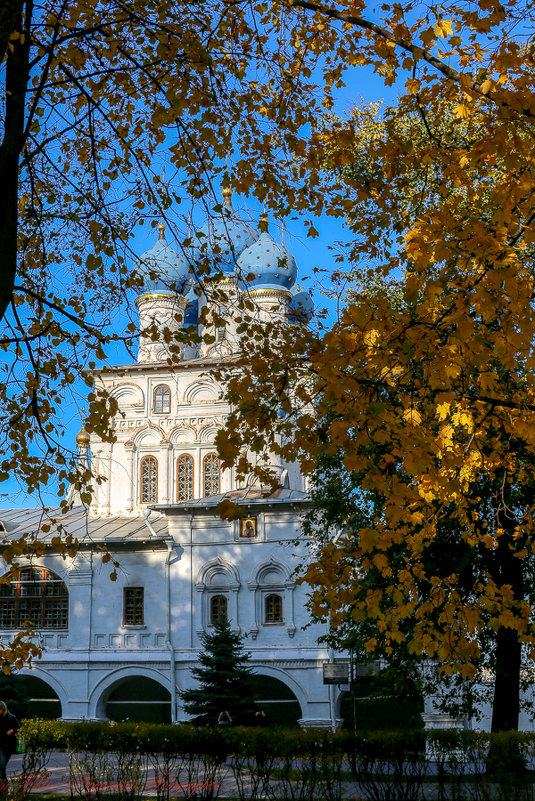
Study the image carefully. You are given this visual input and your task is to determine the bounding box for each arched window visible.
[177,454,194,502]
[210,594,227,625]
[265,593,283,623]
[0,567,68,629]
[140,456,158,503]
[203,453,220,496]
[153,385,171,414]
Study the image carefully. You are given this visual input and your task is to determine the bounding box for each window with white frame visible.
[124,587,144,625]
[177,454,194,502]
[153,385,171,414]
[196,561,240,635]
[210,594,228,625]
[140,455,158,503]
[203,453,220,496]
[264,593,283,623]
[247,561,296,639]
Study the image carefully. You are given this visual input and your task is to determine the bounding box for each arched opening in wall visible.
[2,675,62,719]
[104,677,171,723]
[251,675,301,727]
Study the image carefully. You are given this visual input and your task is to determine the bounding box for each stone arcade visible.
[0,191,346,726]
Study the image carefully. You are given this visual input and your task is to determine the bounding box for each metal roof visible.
[151,487,310,514]
[0,489,309,545]
[0,506,168,546]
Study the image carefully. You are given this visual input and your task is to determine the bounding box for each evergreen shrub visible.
[13,720,535,801]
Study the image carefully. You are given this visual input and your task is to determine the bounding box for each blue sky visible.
[1,58,400,510]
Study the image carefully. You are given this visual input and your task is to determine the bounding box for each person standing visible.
[216,711,232,727]
[0,701,19,795]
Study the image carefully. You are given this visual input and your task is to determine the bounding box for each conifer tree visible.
[181,620,258,725]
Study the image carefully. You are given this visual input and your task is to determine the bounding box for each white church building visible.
[0,190,347,726]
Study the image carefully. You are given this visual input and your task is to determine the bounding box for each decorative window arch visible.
[177,454,194,502]
[210,594,228,625]
[203,453,220,496]
[265,593,283,623]
[140,455,158,503]
[247,560,296,639]
[0,567,68,629]
[153,385,171,414]
[196,559,241,635]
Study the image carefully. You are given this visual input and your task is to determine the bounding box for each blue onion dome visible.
[136,222,190,295]
[289,283,314,324]
[236,214,297,291]
[195,187,259,275]
[183,288,198,326]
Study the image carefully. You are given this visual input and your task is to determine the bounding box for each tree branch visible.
[289,0,513,111]
[13,284,107,343]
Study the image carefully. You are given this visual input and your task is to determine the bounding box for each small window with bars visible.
[124,587,144,625]
[140,455,158,503]
[210,594,227,625]
[153,385,171,414]
[203,453,220,496]
[265,593,283,623]
[177,454,194,502]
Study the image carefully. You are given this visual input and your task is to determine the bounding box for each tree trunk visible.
[0,0,30,326]
[490,507,524,733]
[491,624,521,732]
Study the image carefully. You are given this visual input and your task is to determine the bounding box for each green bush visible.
[12,719,535,801]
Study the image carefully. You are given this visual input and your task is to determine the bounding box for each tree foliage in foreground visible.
[3,0,535,689]
[216,5,535,732]
[4,0,529,508]
[0,0,336,513]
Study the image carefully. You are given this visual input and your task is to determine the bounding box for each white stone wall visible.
[90,357,305,518]
[90,366,235,516]
[4,509,335,725]
[1,279,332,725]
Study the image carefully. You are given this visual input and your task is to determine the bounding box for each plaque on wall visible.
[239,517,257,538]
[323,663,349,684]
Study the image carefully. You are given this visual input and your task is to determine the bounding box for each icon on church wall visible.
[240,517,257,538]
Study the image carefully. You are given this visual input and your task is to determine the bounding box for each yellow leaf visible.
[453,103,471,119]
[403,408,422,425]
[436,402,450,421]
[434,19,453,38]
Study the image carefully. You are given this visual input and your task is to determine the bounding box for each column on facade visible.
[89,450,103,515]
[285,579,296,638]
[125,444,135,512]
[229,581,240,634]
[101,443,113,516]
[65,553,93,719]
[246,579,259,639]
[160,442,171,504]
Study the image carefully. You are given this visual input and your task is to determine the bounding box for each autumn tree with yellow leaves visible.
[0,0,330,508]
[215,2,535,732]
[3,0,535,717]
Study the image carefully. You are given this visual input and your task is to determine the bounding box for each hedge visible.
[12,720,535,801]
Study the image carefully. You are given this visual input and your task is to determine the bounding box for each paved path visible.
[6,750,509,799]
[7,752,257,798]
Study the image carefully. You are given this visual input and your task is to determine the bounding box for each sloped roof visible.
[151,487,310,514]
[0,488,309,545]
[0,506,168,547]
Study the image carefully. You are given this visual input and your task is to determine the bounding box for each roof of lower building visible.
[0,488,309,545]
[0,506,169,547]
[151,487,310,514]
